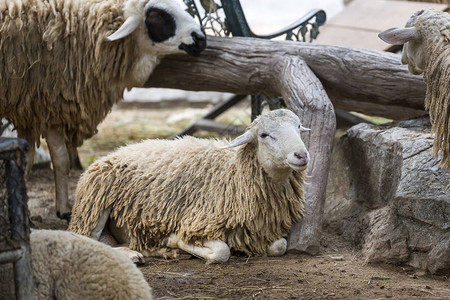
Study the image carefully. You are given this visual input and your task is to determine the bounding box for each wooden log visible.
[146,36,427,120]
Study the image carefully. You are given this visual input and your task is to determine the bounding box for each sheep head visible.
[380,9,450,171]
[378,9,450,75]
[106,0,206,57]
[223,109,310,180]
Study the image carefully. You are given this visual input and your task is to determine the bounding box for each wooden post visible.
[274,57,336,254]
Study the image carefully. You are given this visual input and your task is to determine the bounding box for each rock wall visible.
[325,117,450,274]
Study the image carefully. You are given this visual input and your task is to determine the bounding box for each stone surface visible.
[325,117,450,274]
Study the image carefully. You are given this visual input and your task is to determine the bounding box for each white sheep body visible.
[0,0,206,218]
[69,109,309,262]
[31,229,152,300]
[379,9,450,172]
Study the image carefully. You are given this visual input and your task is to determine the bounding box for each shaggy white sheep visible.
[69,109,310,264]
[0,0,206,221]
[379,9,450,172]
[31,229,152,299]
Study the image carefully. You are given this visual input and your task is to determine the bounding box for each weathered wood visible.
[6,155,33,300]
[145,36,427,254]
[146,36,427,120]
[0,249,23,264]
[275,56,336,255]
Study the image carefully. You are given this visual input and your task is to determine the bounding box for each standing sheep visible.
[68,109,310,264]
[31,229,152,299]
[0,0,207,221]
[379,9,450,172]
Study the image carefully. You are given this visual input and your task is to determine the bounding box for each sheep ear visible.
[300,125,310,132]
[106,15,140,42]
[378,27,418,45]
[221,131,255,149]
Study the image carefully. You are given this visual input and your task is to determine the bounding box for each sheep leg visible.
[97,227,146,264]
[90,207,112,240]
[165,234,230,264]
[17,128,35,174]
[143,248,193,260]
[68,145,83,170]
[44,127,71,221]
[267,238,287,256]
[114,246,145,265]
[94,214,145,264]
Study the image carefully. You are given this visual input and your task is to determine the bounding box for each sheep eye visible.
[260,133,269,139]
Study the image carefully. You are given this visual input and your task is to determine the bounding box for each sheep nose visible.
[191,32,207,50]
[179,32,207,57]
[294,152,307,161]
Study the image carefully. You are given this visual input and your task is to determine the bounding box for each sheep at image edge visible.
[0,0,206,221]
[379,9,450,172]
[31,229,152,300]
[68,109,311,264]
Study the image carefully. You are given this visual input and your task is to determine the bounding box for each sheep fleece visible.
[418,11,450,170]
[31,229,152,300]
[69,137,306,255]
[0,0,141,147]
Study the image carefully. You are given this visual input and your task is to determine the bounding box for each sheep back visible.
[0,0,143,147]
[69,136,306,256]
[31,229,152,300]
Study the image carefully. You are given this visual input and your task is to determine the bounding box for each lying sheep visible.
[0,0,206,221]
[379,9,450,171]
[69,109,310,264]
[31,229,152,299]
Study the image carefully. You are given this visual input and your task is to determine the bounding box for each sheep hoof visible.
[143,248,192,260]
[115,247,145,265]
[267,238,287,257]
[56,212,72,223]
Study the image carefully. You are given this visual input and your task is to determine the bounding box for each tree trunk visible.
[145,36,426,254]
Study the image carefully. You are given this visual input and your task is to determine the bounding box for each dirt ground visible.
[27,106,449,300]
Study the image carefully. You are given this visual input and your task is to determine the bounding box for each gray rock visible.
[427,236,450,274]
[325,117,450,274]
[361,206,409,264]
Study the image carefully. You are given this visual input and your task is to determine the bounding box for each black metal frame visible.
[0,137,33,300]
[176,1,327,137]
[184,0,326,42]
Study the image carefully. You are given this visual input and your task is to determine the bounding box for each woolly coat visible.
[69,136,306,256]
[0,0,153,148]
[31,229,152,300]
[411,10,450,170]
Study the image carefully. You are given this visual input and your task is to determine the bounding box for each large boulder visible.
[325,117,450,274]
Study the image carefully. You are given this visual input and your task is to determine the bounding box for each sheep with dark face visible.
[379,9,449,172]
[68,109,310,264]
[0,0,206,221]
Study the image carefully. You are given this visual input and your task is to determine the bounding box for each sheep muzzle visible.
[179,32,207,57]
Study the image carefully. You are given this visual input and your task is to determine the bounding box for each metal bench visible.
[176,0,327,137]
